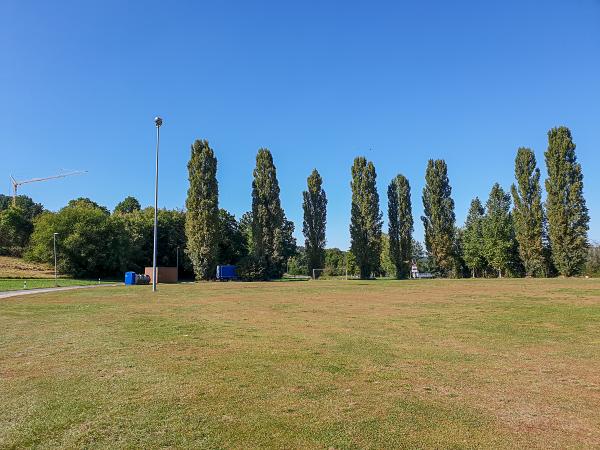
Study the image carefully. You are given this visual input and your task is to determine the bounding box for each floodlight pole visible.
[53,233,59,286]
[152,116,163,292]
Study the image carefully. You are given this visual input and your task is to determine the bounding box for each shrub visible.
[237,255,267,281]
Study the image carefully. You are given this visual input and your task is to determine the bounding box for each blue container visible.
[216,265,237,281]
[124,271,136,285]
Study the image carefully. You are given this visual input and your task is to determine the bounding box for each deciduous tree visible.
[545,127,589,276]
[26,201,129,278]
[586,242,600,277]
[462,198,486,277]
[421,159,456,276]
[387,174,413,279]
[185,139,220,280]
[302,169,327,277]
[0,207,33,256]
[511,148,544,277]
[217,209,248,265]
[482,184,517,277]
[350,157,382,279]
[251,148,294,279]
[114,196,141,214]
[324,248,345,277]
[0,194,43,219]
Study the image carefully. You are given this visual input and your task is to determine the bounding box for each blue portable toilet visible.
[216,265,237,281]
[124,271,136,285]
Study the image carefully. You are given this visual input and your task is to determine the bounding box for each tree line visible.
[184,125,589,280]
[1,125,592,280]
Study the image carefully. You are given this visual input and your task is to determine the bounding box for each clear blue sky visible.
[2,0,599,249]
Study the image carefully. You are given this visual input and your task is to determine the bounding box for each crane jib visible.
[10,171,87,205]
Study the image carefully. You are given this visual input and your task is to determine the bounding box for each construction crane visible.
[10,170,87,206]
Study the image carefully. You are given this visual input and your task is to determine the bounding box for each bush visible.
[237,255,267,281]
[117,207,191,276]
[25,204,129,278]
[287,247,307,276]
[0,207,33,256]
[586,243,600,277]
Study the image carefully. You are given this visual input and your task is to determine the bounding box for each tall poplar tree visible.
[511,147,545,277]
[302,169,327,277]
[421,159,456,275]
[185,139,220,280]
[251,148,293,279]
[545,127,589,276]
[350,157,382,279]
[482,183,516,278]
[462,197,486,278]
[387,174,413,279]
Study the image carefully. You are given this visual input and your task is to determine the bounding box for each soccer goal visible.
[312,268,326,280]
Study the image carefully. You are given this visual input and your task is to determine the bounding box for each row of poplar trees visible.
[185,125,589,280]
[185,141,289,280]
[349,157,415,280]
[346,126,589,279]
[185,140,327,280]
[461,127,589,278]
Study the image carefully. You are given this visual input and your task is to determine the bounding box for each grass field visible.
[1,279,599,448]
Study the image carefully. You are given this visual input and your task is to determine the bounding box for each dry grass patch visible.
[0,278,599,448]
[0,256,54,279]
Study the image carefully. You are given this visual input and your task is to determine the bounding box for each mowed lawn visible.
[1,279,599,449]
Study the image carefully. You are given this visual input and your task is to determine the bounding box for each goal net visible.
[312,268,326,280]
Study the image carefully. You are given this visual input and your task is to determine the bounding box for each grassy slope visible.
[0,256,55,278]
[0,256,113,291]
[0,279,599,448]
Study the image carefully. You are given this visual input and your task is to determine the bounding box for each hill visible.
[0,256,54,279]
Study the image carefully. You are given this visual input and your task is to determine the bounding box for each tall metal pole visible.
[53,233,58,286]
[152,116,163,292]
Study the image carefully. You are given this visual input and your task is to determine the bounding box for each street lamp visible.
[53,233,59,286]
[152,116,163,292]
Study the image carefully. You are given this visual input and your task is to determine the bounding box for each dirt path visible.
[0,283,120,299]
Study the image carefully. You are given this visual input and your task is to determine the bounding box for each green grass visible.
[1,278,599,448]
[0,278,112,292]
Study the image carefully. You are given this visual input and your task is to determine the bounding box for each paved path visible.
[0,283,120,299]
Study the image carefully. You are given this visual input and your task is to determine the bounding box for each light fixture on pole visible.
[53,233,59,286]
[152,116,163,292]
